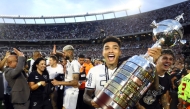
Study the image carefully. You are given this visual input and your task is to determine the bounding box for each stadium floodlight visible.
[112,0,141,13]
[126,0,141,9]
[125,0,142,13]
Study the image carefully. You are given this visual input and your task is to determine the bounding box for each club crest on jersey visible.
[99,74,106,77]
[43,75,47,79]
[33,102,37,106]
[143,95,155,105]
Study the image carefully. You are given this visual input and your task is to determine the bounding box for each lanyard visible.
[105,65,109,82]
[105,65,117,82]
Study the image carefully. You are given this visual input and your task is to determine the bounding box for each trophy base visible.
[94,92,123,109]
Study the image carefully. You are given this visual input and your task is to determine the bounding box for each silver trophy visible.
[93,13,184,109]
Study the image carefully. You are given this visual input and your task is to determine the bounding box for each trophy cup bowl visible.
[93,15,184,109]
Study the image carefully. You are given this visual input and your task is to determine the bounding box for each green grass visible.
[0,101,5,109]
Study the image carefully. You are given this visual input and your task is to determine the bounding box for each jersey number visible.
[182,83,186,91]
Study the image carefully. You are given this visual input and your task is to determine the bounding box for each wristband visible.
[37,82,42,86]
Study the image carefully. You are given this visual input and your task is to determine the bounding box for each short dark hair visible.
[161,49,175,59]
[102,36,121,47]
[86,57,91,60]
[49,55,58,62]
[78,54,85,58]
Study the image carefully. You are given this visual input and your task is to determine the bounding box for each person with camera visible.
[28,57,53,109]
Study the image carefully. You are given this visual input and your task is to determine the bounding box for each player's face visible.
[156,54,174,72]
[62,50,70,60]
[102,42,121,65]
[85,58,91,64]
[49,58,56,66]
[61,59,67,66]
[36,60,46,72]
[78,58,85,65]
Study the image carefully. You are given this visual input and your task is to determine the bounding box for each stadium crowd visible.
[0,35,187,61]
[0,1,189,40]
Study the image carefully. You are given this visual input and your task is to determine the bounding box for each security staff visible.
[28,58,53,109]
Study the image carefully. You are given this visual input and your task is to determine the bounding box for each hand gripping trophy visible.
[93,13,184,109]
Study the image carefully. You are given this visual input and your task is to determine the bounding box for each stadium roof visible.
[0,0,188,24]
[0,9,129,24]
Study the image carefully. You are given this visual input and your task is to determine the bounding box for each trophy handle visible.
[143,38,164,62]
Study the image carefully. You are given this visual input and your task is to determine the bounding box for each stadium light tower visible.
[139,5,141,13]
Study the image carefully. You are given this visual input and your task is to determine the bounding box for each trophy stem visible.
[143,38,164,63]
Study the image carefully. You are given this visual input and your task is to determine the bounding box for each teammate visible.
[137,49,174,109]
[47,55,63,109]
[51,45,80,109]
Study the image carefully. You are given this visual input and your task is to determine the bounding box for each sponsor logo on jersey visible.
[35,76,39,79]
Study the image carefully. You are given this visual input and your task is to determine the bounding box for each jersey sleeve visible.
[73,61,80,74]
[85,68,96,89]
[58,64,64,74]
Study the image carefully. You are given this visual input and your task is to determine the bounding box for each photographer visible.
[28,58,53,109]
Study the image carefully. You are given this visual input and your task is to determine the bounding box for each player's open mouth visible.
[164,63,170,67]
[108,54,115,61]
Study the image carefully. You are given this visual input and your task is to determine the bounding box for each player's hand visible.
[51,79,60,86]
[91,100,100,108]
[177,103,183,109]
[136,102,145,109]
[5,51,10,58]
[53,44,56,55]
[40,81,46,86]
[147,47,161,63]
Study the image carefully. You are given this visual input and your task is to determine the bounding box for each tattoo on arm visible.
[83,89,94,106]
[73,74,79,80]
[72,73,79,86]
[161,91,170,109]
